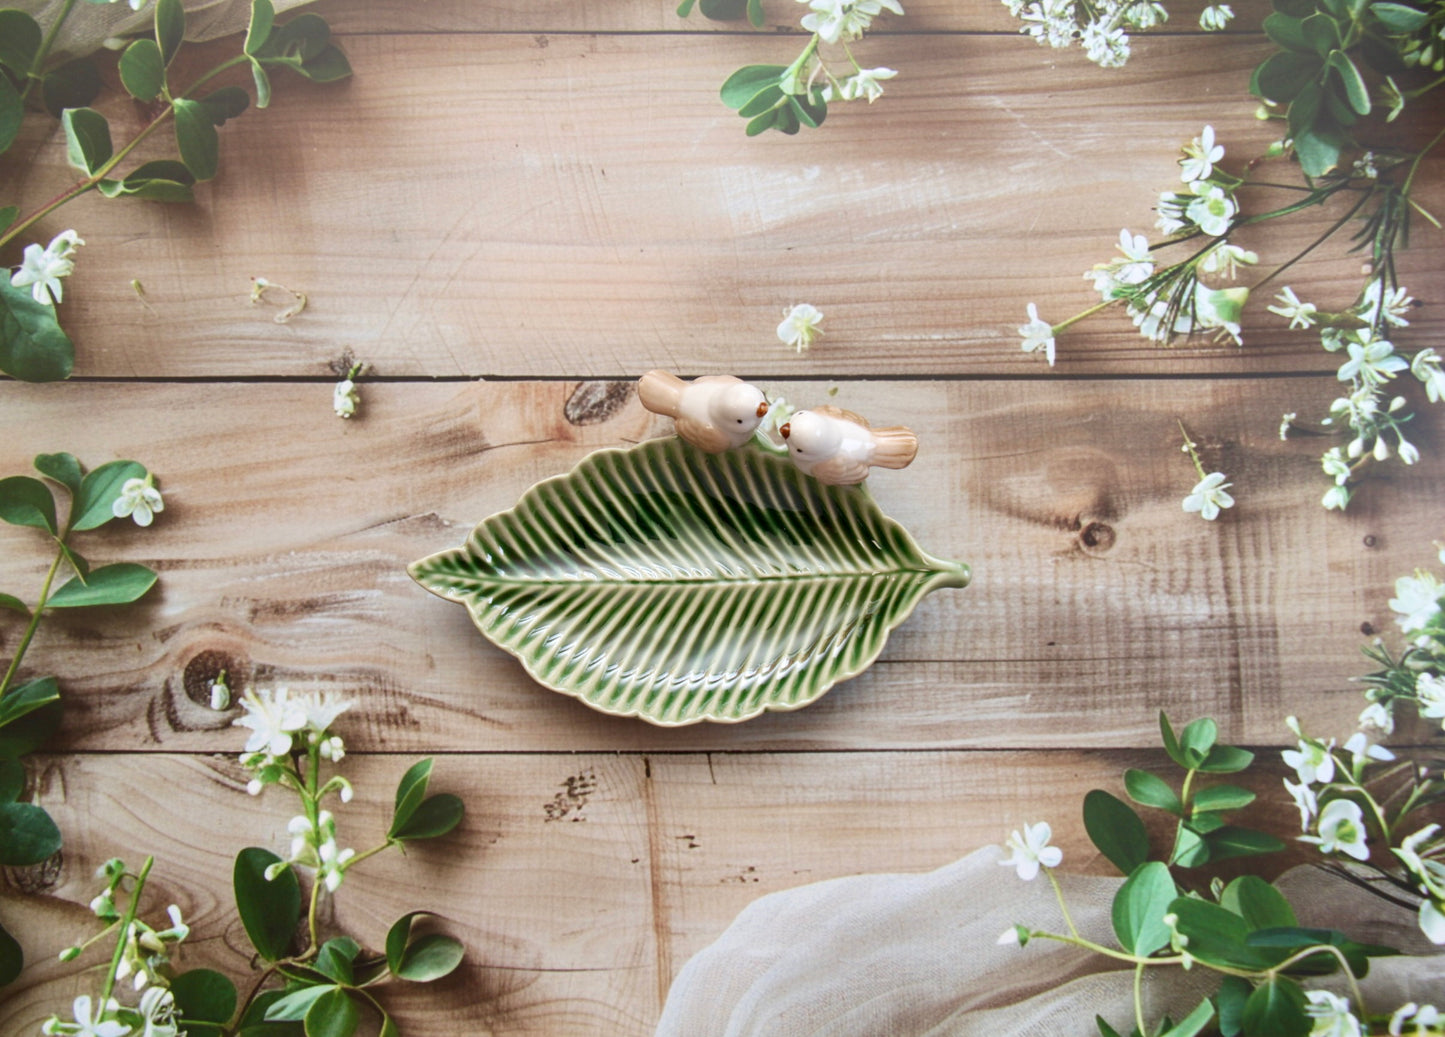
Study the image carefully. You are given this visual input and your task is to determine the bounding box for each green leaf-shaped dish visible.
[409,436,968,725]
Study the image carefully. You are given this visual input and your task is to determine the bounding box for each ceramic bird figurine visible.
[637,370,770,454]
[779,405,918,485]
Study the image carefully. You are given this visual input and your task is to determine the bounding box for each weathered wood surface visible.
[0,750,1301,1036]
[3,30,1442,379]
[3,0,1445,1034]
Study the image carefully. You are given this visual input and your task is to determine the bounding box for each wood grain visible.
[2,379,1438,753]
[0,750,1301,1037]
[3,32,1440,379]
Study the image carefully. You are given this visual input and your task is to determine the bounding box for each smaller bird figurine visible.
[637,370,769,454]
[779,406,918,485]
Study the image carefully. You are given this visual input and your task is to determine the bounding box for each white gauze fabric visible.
[15,0,319,59]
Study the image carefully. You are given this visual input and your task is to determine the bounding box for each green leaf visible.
[250,58,272,109]
[1171,824,1210,867]
[263,984,333,1022]
[0,919,20,986]
[1220,876,1297,931]
[46,563,157,609]
[201,86,250,125]
[1216,975,1252,1037]
[1159,712,1184,768]
[737,84,782,119]
[1160,999,1215,1037]
[699,0,748,18]
[745,109,780,136]
[1188,810,1226,834]
[0,73,21,156]
[378,1015,399,1037]
[0,800,61,865]
[391,793,463,841]
[395,933,464,982]
[1191,785,1255,814]
[71,459,146,531]
[0,696,61,757]
[294,44,350,83]
[241,990,307,1035]
[246,0,276,55]
[747,0,764,27]
[1082,790,1150,875]
[62,107,112,174]
[234,847,301,961]
[155,0,185,65]
[0,279,74,381]
[787,93,826,129]
[0,476,56,533]
[1262,12,1311,52]
[0,10,41,76]
[1245,926,1397,977]
[1203,825,1286,862]
[385,912,426,974]
[1111,861,1176,956]
[1178,718,1217,767]
[173,98,219,181]
[1124,769,1182,814]
[1301,12,1342,55]
[1242,976,1309,1037]
[1167,897,1272,971]
[305,987,359,1037]
[41,58,103,118]
[171,968,238,1024]
[1199,745,1254,773]
[0,676,60,730]
[721,64,787,110]
[676,0,697,15]
[409,437,969,725]
[0,755,24,803]
[118,159,197,203]
[1371,2,1430,31]
[256,13,330,64]
[0,205,16,233]
[119,39,166,102]
[0,593,27,616]
[390,758,433,836]
[1326,50,1371,115]
[313,936,360,985]
[34,452,82,498]
[1095,1018,1126,1037]
[1253,50,1322,102]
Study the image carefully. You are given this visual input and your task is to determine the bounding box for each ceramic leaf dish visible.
[409,435,968,725]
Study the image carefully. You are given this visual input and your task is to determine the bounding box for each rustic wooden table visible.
[3,1,1443,1033]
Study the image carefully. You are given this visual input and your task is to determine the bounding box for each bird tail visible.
[637,370,686,416]
[870,427,919,469]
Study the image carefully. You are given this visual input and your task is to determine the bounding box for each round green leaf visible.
[1082,789,1149,875]
[395,933,464,982]
[1262,12,1311,52]
[246,0,276,56]
[391,793,463,841]
[385,911,426,974]
[0,676,61,730]
[119,39,166,102]
[700,0,748,18]
[1201,825,1286,862]
[201,87,251,126]
[1220,876,1297,932]
[1199,744,1254,773]
[173,98,220,181]
[408,437,969,726]
[41,57,103,118]
[234,847,301,961]
[1191,784,1255,814]
[1326,50,1371,115]
[721,65,787,110]
[71,459,146,531]
[0,801,61,866]
[46,563,157,609]
[1111,860,1176,956]
[313,937,360,985]
[1371,2,1429,31]
[1253,50,1321,103]
[155,0,185,65]
[0,10,41,77]
[250,58,272,109]
[1242,977,1309,1037]
[295,44,351,84]
[1124,769,1182,813]
[1166,897,1272,971]
[390,758,433,834]
[304,987,359,1037]
[0,74,21,156]
[1300,12,1342,55]
[0,755,24,803]
[1178,718,1217,767]
[0,593,27,616]
[170,968,238,1024]
[34,453,83,498]
[0,476,56,533]
[61,107,112,175]
[0,279,74,382]
[0,920,21,987]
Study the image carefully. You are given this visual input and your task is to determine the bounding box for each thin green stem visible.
[302,742,323,955]
[0,546,64,698]
[1401,125,1445,200]
[1044,868,1081,941]
[1133,961,1146,1037]
[338,839,397,874]
[1051,298,1117,335]
[1178,422,1206,481]
[1250,190,1373,295]
[99,856,153,1006]
[1269,944,1365,1009]
[19,0,79,103]
[1032,930,1189,968]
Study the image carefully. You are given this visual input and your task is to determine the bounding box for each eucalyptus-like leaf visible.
[1160,999,1215,1037]
[62,107,112,174]
[155,0,185,65]
[0,279,74,381]
[0,476,57,533]
[1082,789,1149,875]
[676,0,697,15]
[1093,1017,1125,1037]
[256,12,330,64]
[71,459,145,531]
[0,593,27,616]
[1262,12,1310,52]
[1301,12,1342,55]
[263,984,333,1022]
[1215,975,1251,1037]
[294,44,351,83]
[119,39,166,102]
[250,58,272,109]
[201,86,250,125]
[0,755,24,803]
[0,676,60,730]
[1166,897,1272,971]
[1201,825,1285,862]
[0,800,61,865]
[721,65,786,110]
[1220,876,1296,932]
[1372,2,1429,31]
[1159,711,1184,768]
[241,989,306,1033]
[305,987,360,1037]
[1245,925,1396,977]
[0,696,61,757]
[0,10,41,76]
[246,0,276,56]
[314,936,360,985]
[170,968,238,1024]
[1170,824,1210,867]
[1294,122,1345,176]
[0,205,16,233]
[1191,784,1255,814]
[391,793,463,841]
[1241,976,1309,1037]
[1123,768,1181,814]
[41,57,103,118]
[409,437,969,726]
[173,98,220,181]
[234,847,302,961]
[34,452,82,498]
[1177,717,1216,768]
[46,563,157,609]
[394,933,464,982]
[116,159,197,203]
[385,912,425,974]
[1198,744,1253,773]
[390,758,433,835]
[0,74,21,155]
[1252,49,1320,103]
[1111,861,1175,956]
[1326,50,1370,115]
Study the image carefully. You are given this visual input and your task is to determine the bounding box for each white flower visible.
[110,475,164,527]
[1156,192,1189,235]
[1321,484,1351,511]
[840,66,897,102]
[10,230,84,306]
[777,303,824,353]
[234,687,308,758]
[1416,673,1445,721]
[996,925,1025,946]
[1195,285,1247,345]
[1182,472,1234,521]
[1342,731,1395,770]
[1338,337,1407,386]
[1198,241,1256,278]
[333,379,359,418]
[1081,21,1129,67]
[1304,989,1362,1037]
[67,996,131,1037]
[798,0,903,44]
[296,689,353,735]
[1000,821,1062,881]
[1018,302,1055,366]
[1412,348,1445,403]
[1185,183,1237,236]
[137,986,179,1037]
[1390,572,1443,633]
[1420,900,1445,944]
[1393,824,1445,897]
[1358,280,1414,327]
[1282,730,1335,785]
[1085,229,1154,299]
[319,735,346,762]
[1199,4,1233,30]
[1180,126,1224,183]
[1284,778,1318,830]
[1302,799,1370,862]
[1391,1002,1443,1036]
[1267,287,1318,329]
[1358,701,1394,735]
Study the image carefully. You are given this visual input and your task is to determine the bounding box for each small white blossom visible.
[61,996,131,1037]
[111,475,164,527]
[1155,192,1189,235]
[333,379,359,418]
[1390,572,1443,633]
[1199,241,1256,278]
[1358,701,1394,735]
[1393,824,1445,897]
[234,687,308,758]
[1304,989,1363,1037]
[1338,337,1407,386]
[1284,778,1318,830]
[1282,724,1336,785]
[1085,229,1154,299]
[1322,483,1351,510]
[137,986,179,1037]
[1391,1002,1442,1036]
[1420,900,1445,944]
[10,230,84,306]
[296,690,353,736]
[1000,821,1062,881]
[1199,4,1233,30]
[1185,183,1237,236]
[840,66,896,102]
[798,0,903,45]
[1182,472,1234,521]
[1302,799,1370,862]
[1358,280,1414,328]
[1342,731,1395,771]
[1195,285,1247,345]
[1267,287,1318,329]
[1180,126,1224,183]
[1416,672,1445,722]
[1018,302,1055,366]
[777,303,824,353]
[1412,349,1445,403]
[1081,21,1129,66]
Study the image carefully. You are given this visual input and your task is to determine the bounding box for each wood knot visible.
[7,849,63,894]
[564,381,632,426]
[182,650,244,708]
[1079,521,1116,553]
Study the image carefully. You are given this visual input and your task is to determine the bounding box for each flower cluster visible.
[1003,1,1232,70]
[1271,279,1431,511]
[798,0,903,45]
[10,231,84,307]
[333,361,364,418]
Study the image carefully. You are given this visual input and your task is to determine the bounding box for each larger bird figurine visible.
[637,370,769,454]
[779,406,918,485]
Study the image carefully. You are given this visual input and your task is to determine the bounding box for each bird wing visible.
[675,416,730,454]
[813,404,870,428]
[810,454,872,485]
[637,370,686,417]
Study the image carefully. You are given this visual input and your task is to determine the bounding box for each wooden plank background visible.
[2,1,1442,1033]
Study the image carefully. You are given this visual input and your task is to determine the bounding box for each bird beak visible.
[756,401,769,418]
[779,422,791,439]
